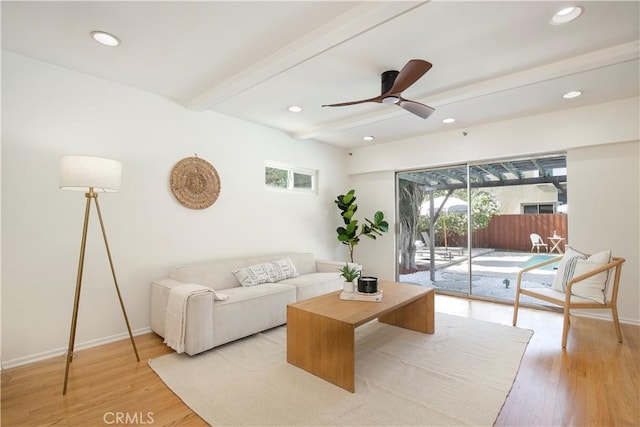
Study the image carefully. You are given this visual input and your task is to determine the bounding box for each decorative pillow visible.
[551,247,587,292]
[232,258,300,286]
[233,263,271,287]
[570,250,612,304]
[270,258,300,281]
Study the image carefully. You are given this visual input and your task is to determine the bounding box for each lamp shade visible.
[59,156,122,192]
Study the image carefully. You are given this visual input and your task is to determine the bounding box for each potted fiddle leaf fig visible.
[339,263,360,293]
[335,189,389,263]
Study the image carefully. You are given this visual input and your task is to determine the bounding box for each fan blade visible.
[387,59,432,95]
[398,99,435,119]
[322,95,383,107]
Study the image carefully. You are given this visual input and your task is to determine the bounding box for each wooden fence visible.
[443,214,568,252]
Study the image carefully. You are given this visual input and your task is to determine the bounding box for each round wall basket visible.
[170,156,221,210]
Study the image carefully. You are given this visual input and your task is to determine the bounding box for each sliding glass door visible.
[396,154,567,304]
[397,165,471,295]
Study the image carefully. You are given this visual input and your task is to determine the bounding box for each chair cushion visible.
[571,251,612,304]
[550,248,611,304]
[551,247,587,292]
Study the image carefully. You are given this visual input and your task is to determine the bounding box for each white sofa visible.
[150,252,351,355]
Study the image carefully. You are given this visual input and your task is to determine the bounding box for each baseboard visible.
[1,327,152,370]
[572,310,640,326]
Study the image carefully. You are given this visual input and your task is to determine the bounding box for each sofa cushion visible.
[285,253,317,275]
[214,283,294,305]
[280,272,343,300]
[279,272,339,288]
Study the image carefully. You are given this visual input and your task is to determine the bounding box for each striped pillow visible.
[571,251,612,304]
[551,247,586,292]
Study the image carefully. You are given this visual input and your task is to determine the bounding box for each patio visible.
[400,250,560,304]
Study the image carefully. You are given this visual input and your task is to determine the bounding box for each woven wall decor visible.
[170,156,221,209]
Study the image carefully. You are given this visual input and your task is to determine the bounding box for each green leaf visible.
[343,190,355,204]
[346,222,358,234]
[374,211,384,223]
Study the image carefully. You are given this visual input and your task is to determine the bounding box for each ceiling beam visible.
[186,1,428,111]
[292,41,639,140]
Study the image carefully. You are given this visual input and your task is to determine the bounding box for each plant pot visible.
[343,280,355,293]
[357,276,378,294]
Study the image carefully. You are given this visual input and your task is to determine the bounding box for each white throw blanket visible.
[164,284,228,353]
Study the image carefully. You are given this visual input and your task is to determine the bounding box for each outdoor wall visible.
[484,184,560,214]
[347,99,640,325]
[1,51,348,367]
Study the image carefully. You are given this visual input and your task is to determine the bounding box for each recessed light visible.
[563,91,582,99]
[550,6,583,25]
[91,31,120,47]
[442,118,456,124]
[288,105,302,113]
[363,136,374,141]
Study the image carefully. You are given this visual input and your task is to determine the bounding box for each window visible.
[265,161,316,193]
[523,203,555,214]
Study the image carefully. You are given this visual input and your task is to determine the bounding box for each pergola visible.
[401,154,567,203]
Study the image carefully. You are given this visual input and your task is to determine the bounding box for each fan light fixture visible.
[363,136,374,141]
[288,105,302,113]
[322,60,435,119]
[563,90,582,99]
[91,31,120,47]
[551,6,583,25]
[442,118,456,124]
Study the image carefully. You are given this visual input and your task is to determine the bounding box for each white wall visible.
[1,52,349,366]
[347,171,396,280]
[567,141,639,321]
[347,97,639,175]
[347,99,640,325]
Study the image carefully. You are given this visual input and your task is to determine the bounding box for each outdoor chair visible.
[512,250,625,348]
[529,233,548,253]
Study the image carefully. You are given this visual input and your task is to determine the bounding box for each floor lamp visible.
[59,155,139,395]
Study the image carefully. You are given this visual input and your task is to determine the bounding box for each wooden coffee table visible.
[286,280,434,392]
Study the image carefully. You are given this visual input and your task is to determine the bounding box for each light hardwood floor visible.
[2,295,638,426]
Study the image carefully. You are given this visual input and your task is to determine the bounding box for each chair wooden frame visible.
[529,233,549,253]
[513,255,625,348]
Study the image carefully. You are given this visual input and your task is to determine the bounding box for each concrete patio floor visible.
[399,250,560,304]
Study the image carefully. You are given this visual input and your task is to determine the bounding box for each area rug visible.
[149,313,533,426]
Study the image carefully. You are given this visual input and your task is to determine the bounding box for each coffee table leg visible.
[287,305,355,392]
[379,289,434,333]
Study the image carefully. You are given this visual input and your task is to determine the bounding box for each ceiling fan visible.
[322,59,435,119]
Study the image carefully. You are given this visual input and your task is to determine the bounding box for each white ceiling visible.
[2,1,639,149]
